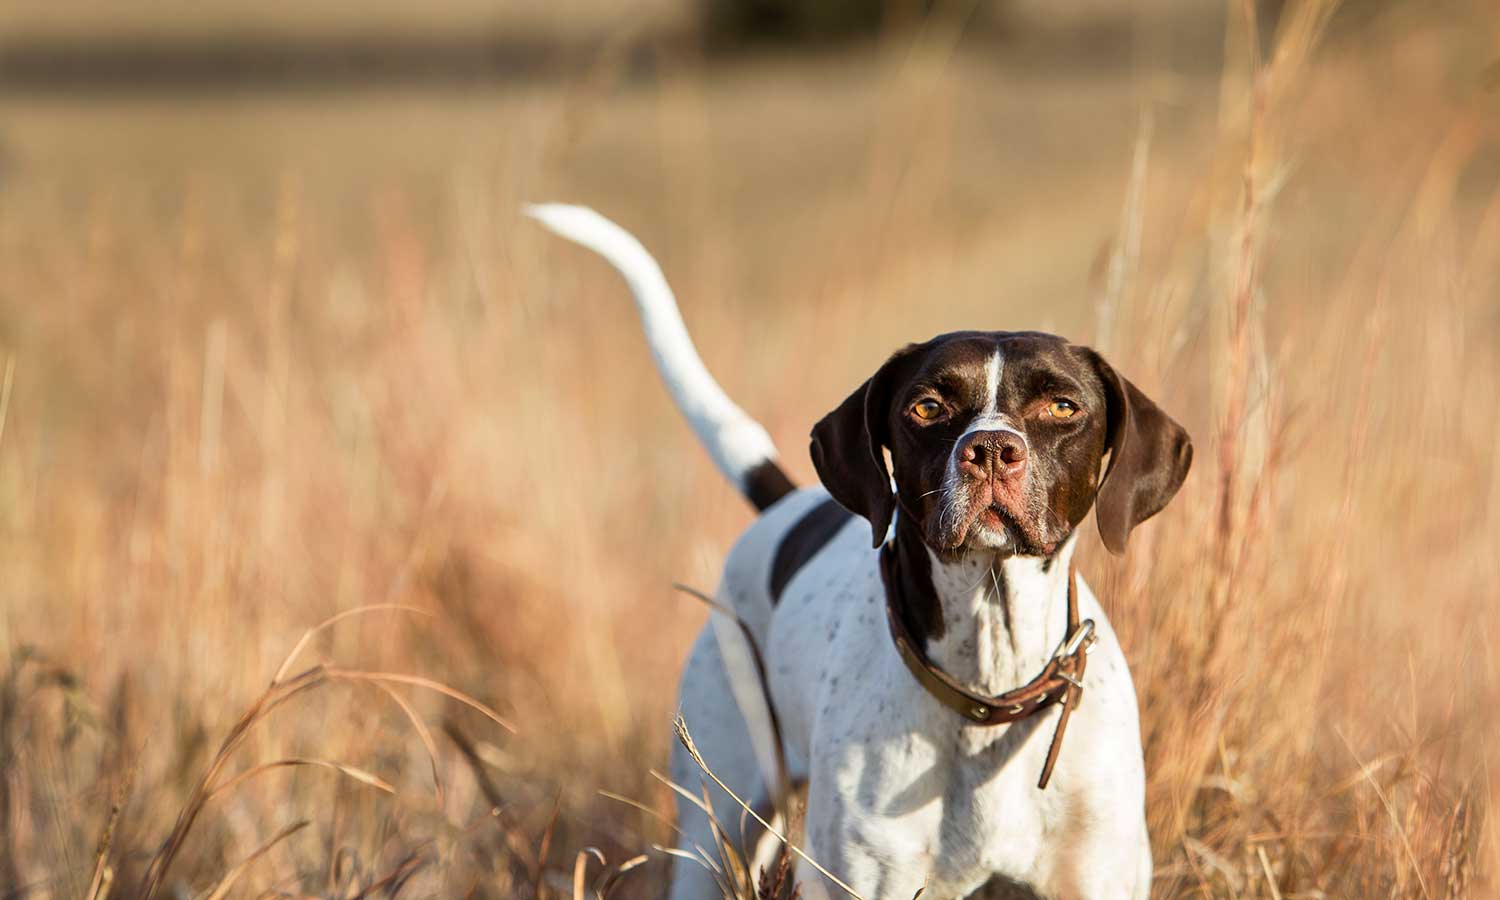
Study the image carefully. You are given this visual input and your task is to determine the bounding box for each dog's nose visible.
[958,429,1028,481]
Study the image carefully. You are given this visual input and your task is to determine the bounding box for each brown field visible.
[1,1,1497,897]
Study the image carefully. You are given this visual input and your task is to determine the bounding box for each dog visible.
[528,205,1192,900]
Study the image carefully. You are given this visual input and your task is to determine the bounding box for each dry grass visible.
[0,1,1497,896]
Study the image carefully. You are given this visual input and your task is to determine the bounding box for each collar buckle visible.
[1053,618,1097,663]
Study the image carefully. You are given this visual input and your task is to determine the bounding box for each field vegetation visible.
[0,1,1496,896]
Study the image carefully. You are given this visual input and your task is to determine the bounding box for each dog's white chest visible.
[766,564,1071,894]
[809,657,1071,890]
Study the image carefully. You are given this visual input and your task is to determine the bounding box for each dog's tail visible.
[525,204,795,511]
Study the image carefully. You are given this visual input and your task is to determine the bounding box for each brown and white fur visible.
[528,205,1192,900]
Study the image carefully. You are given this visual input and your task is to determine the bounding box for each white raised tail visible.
[526,204,794,510]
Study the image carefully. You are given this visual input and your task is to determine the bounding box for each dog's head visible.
[810,331,1192,557]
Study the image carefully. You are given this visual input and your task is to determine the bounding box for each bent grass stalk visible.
[673,714,866,900]
[138,605,514,898]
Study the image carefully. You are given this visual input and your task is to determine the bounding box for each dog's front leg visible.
[1036,809,1152,900]
[796,829,920,900]
[797,773,932,900]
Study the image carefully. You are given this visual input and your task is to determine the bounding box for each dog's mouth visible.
[928,489,1055,557]
[965,501,1028,548]
[975,504,1011,533]
[931,493,1019,550]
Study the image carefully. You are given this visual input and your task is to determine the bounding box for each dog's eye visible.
[911,399,944,421]
[1047,400,1079,419]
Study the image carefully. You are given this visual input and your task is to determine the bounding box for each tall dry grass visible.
[0,0,1496,896]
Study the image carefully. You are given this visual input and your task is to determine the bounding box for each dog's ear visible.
[810,348,918,548]
[1089,351,1193,554]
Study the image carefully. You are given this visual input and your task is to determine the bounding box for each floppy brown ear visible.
[1090,352,1193,554]
[809,349,916,547]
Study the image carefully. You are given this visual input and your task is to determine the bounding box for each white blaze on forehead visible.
[983,349,1002,418]
[959,346,1019,439]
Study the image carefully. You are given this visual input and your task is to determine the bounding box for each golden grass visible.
[0,1,1497,896]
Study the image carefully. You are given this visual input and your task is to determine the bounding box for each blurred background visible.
[0,1,1497,896]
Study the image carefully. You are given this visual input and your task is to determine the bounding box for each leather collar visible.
[880,542,1096,789]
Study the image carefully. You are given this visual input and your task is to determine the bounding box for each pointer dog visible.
[529,205,1191,900]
